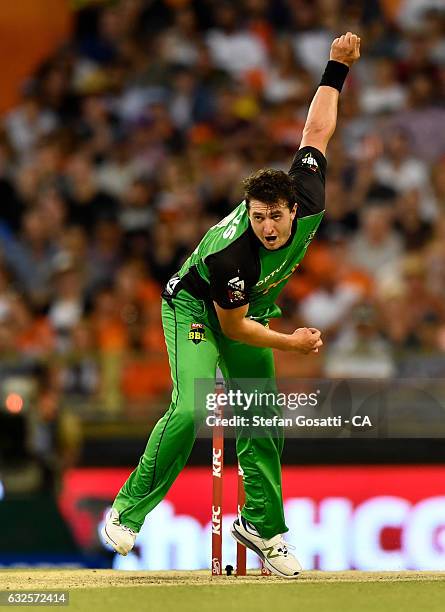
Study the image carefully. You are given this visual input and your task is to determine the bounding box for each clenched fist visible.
[330,32,361,68]
[289,327,323,354]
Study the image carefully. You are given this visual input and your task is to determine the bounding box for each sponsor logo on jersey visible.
[255,260,287,286]
[261,263,300,294]
[188,322,206,344]
[227,276,246,303]
[301,153,319,172]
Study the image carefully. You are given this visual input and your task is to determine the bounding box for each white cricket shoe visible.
[101,508,137,556]
[231,516,302,578]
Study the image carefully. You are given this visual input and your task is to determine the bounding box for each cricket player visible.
[103,32,360,577]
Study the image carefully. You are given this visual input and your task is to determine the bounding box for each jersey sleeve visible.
[206,244,257,310]
[288,146,327,218]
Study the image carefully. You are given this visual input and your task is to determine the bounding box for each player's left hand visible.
[330,32,361,68]
[307,328,323,353]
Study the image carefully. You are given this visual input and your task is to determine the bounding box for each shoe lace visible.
[275,537,296,557]
[111,515,136,535]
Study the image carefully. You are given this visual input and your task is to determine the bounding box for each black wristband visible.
[319,60,349,92]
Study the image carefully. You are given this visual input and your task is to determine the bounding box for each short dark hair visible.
[243,169,295,210]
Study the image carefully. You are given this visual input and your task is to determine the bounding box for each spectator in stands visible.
[48,253,85,352]
[325,303,395,379]
[373,129,437,218]
[1,208,59,307]
[349,203,403,277]
[206,3,268,79]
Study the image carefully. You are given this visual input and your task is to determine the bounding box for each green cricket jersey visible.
[163,146,326,321]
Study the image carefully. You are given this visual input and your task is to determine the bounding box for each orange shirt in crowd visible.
[16,316,55,355]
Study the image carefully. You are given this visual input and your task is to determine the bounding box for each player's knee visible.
[174,400,206,430]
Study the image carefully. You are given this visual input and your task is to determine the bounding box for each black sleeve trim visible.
[288,146,326,218]
[288,146,327,179]
[206,232,260,310]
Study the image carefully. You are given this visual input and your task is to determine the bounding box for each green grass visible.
[2,571,444,612]
[67,581,445,612]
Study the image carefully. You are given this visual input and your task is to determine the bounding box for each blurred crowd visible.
[1,0,445,467]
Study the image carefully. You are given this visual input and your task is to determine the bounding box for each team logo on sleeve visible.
[301,153,319,172]
[188,322,206,344]
[227,277,246,303]
[165,275,181,295]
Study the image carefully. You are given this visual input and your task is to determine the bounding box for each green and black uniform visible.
[113,146,326,538]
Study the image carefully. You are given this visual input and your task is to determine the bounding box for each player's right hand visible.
[330,32,361,68]
[289,327,323,354]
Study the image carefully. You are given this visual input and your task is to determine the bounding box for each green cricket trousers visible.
[113,290,287,538]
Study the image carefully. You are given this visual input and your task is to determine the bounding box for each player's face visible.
[248,199,297,250]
